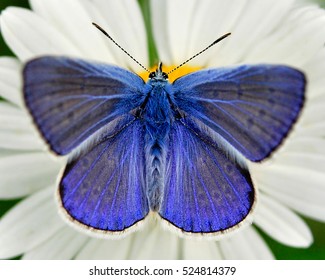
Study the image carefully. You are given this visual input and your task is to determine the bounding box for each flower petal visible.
[0,7,82,61]
[218,226,274,259]
[0,149,15,157]
[271,153,325,174]
[151,0,296,67]
[0,152,62,198]
[127,222,179,259]
[185,0,246,67]
[279,138,325,156]
[151,0,247,65]
[0,102,45,151]
[182,239,222,260]
[165,0,198,63]
[252,164,325,222]
[303,48,325,99]
[89,0,149,70]
[29,0,129,64]
[254,194,313,247]
[0,57,23,107]
[150,0,172,64]
[0,187,64,259]
[205,0,294,66]
[23,227,88,260]
[75,237,133,260]
[245,6,325,67]
[30,0,149,70]
[76,220,179,260]
[209,0,296,66]
[299,99,325,128]
[295,125,325,138]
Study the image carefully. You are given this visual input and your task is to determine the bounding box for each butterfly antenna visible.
[167,32,231,75]
[92,22,150,73]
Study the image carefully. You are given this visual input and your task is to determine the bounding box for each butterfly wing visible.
[58,118,149,233]
[158,119,255,235]
[171,65,305,161]
[23,56,147,155]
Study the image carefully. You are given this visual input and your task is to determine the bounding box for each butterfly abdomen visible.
[145,136,167,210]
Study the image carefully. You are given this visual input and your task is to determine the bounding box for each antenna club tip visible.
[92,22,111,38]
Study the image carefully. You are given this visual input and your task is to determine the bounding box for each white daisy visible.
[0,0,324,260]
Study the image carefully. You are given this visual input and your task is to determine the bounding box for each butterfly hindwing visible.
[158,119,255,235]
[172,65,305,161]
[58,119,149,233]
[23,56,147,155]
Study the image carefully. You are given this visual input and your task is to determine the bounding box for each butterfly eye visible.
[162,72,169,79]
[149,72,156,79]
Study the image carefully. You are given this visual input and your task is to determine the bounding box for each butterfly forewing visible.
[172,65,305,161]
[23,56,146,155]
[159,120,255,235]
[59,119,149,232]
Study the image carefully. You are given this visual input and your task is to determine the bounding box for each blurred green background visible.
[0,0,325,260]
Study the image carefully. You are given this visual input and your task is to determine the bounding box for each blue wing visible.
[58,118,149,232]
[23,56,147,155]
[159,120,255,235]
[171,65,305,161]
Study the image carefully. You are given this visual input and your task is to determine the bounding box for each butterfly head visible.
[149,62,169,81]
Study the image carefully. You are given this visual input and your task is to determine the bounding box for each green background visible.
[0,0,325,260]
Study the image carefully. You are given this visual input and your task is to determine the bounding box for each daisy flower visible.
[0,0,325,260]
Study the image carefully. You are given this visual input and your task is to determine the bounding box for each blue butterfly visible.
[23,27,305,238]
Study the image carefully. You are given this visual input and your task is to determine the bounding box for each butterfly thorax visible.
[145,81,171,124]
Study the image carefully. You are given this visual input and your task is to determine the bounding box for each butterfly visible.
[23,25,305,239]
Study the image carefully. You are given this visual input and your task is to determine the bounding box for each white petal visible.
[186,0,246,67]
[254,194,312,247]
[294,125,325,138]
[31,0,148,69]
[0,149,15,157]
[29,0,124,64]
[279,138,325,156]
[127,222,179,259]
[0,187,64,259]
[294,97,325,138]
[165,0,198,63]
[299,99,325,127]
[245,6,325,67]
[0,102,45,151]
[23,227,88,260]
[151,0,247,65]
[182,239,223,260]
[151,0,295,67]
[89,0,149,70]
[76,221,179,260]
[296,123,325,139]
[218,226,274,259]
[252,164,325,222]
[0,7,82,61]
[271,153,325,174]
[75,237,133,260]
[150,0,173,64]
[209,0,296,66]
[0,152,62,198]
[0,57,23,107]
[303,48,325,99]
